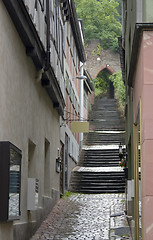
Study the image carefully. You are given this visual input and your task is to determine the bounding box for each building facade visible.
[120,0,153,239]
[60,11,94,191]
[0,0,91,239]
[59,1,89,191]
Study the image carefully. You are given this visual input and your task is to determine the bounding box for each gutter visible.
[118,37,125,84]
[128,23,153,87]
[45,0,50,71]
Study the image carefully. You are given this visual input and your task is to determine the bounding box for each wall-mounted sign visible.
[71,121,89,133]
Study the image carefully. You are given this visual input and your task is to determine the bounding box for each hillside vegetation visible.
[74,0,125,107]
[74,0,122,52]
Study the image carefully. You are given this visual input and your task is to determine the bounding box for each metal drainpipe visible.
[45,0,50,71]
[79,62,84,149]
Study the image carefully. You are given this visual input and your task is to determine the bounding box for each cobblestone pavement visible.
[31,193,132,240]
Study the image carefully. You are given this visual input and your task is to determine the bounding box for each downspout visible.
[79,62,84,150]
[45,0,50,71]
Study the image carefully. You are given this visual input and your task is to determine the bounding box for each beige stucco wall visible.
[0,2,61,239]
[133,31,153,240]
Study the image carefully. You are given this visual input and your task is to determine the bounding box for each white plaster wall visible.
[0,2,60,239]
[65,125,79,163]
[64,125,79,188]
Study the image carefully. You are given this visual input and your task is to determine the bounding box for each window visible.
[63,24,66,55]
[72,90,75,106]
[59,21,64,72]
[70,30,73,56]
[28,140,36,178]
[73,44,75,62]
[75,97,77,113]
[28,140,38,210]
[67,24,70,45]
[44,139,50,196]
[84,91,88,109]
[65,72,70,94]
[50,0,54,39]
[69,83,72,100]
[38,0,44,11]
[78,103,80,115]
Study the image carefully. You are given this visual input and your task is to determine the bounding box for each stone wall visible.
[85,39,121,79]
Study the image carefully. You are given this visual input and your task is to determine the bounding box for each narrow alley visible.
[31,193,126,240]
[1,1,153,239]
[31,96,132,240]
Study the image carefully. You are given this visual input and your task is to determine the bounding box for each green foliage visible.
[91,44,103,56]
[110,71,125,106]
[95,70,110,95]
[96,43,103,56]
[92,49,96,56]
[62,191,75,199]
[95,70,125,107]
[74,0,122,52]
[115,0,122,23]
[94,87,102,96]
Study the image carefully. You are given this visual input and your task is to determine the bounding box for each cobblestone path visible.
[31,193,130,240]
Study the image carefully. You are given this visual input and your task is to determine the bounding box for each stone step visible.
[72,185,125,190]
[82,155,119,159]
[74,183,125,189]
[84,137,124,142]
[81,149,123,154]
[82,156,120,159]
[90,124,124,129]
[71,171,125,182]
[85,138,123,141]
[85,132,124,137]
[71,177,125,183]
[80,159,120,166]
[90,117,124,121]
[90,116,122,122]
[92,104,118,110]
[79,149,125,162]
[73,189,125,193]
[70,171,125,194]
[82,158,120,162]
[73,189,125,194]
[81,160,120,164]
[84,141,123,146]
[72,171,125,178]
[82,163,119,167]
[91,120,125,125]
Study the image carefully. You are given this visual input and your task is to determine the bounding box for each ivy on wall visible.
[94,70,125,108]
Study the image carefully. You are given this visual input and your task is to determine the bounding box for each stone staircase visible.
[70,171,125,193]
[84,132,125,146]
[80,149,122,167]
[89,98,125,131]
[69,96,126,194]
